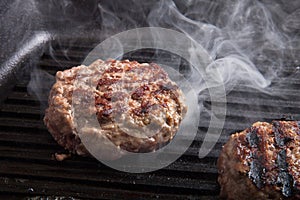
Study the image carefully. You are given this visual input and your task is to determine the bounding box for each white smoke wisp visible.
[27,68,55,110]
[146,0,299,157]
[22,0,300,161]
[206,55,270,92]
[148,0,299,93]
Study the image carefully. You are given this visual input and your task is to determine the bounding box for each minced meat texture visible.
[217,121,300,200]
[44,59,187,159]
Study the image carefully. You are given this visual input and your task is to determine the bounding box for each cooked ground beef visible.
[218,121,300,200]
[44,59,187,159]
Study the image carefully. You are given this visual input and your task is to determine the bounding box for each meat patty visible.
[217,121,300,199]
[44,59,187,159]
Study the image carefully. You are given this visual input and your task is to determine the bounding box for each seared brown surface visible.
[218,121,300,200]
[44,59,187,158]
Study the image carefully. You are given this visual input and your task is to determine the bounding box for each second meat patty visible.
[218,121,300,199]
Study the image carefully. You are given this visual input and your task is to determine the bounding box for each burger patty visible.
[217,121,300,200]
[44,59,187,158]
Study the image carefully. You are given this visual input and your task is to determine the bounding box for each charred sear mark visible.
[132,101,154,117]
[154,84,181,114]
[276,149,293,197]
[246,127,259,148]
[273,121,295,197]
[246,127,266,189]
[249,153,266,189]
[273,121,292,148]
[105,66,124,73]
[97,77,119,88]
[131,85,149,100]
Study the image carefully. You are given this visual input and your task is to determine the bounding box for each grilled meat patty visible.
[218,121,300,200]
[44,59,187,159]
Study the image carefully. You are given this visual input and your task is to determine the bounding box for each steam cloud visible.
[4,0,297,157]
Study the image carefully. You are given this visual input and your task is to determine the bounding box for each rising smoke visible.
[23,0,300,99]
[148,0,299,93]
[3,0,297,159]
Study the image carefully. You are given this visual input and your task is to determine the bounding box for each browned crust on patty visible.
[218,121,300,200]
[44,59,187,158]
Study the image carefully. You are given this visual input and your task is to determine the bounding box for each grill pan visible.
[0,34,300,199]
[1,0,300,198]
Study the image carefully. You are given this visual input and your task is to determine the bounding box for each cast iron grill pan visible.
[0,39,300,199]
